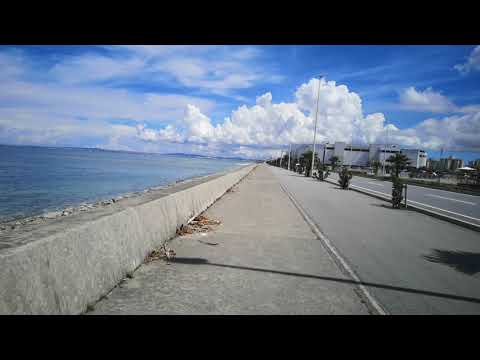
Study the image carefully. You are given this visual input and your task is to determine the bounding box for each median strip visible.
[324,177,480,232]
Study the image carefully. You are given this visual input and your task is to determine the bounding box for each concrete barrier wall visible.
[0,164,256,314]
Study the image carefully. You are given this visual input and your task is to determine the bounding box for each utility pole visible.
[387,124,388,176]
[288,143,291,171]
[349,132,353,169]
[311,75,324,177]
[382,123,387,176]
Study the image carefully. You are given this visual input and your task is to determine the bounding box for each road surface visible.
[328,172,480,226]
[271,166,480,314]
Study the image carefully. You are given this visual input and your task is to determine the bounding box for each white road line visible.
[351,184,480,222]
[366,181,385,187]
[350,185,391,198]
[279,182,388,315]
[425,194,476,206]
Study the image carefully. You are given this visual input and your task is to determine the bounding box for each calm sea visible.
[0,145,252,222]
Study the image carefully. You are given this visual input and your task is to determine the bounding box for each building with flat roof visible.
[468,159,480,169]
[439,156,464,172]
[427,159,440,171]
[290,142,428,169]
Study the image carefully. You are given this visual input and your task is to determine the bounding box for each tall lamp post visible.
[382,123,388,176]
[288,143,292,171]
[310,75,325,177]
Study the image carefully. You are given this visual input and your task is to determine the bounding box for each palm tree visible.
[329,156,340,171]
[387,153,410,177]
[300,150,319,177]
[391,176,404,208]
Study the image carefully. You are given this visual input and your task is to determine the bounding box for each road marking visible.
[425,194,476,205]
[351,184,480,222]
[367,181,385,187]
[279,181,388,316]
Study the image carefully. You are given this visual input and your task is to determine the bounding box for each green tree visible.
[370,160,381,176]
[387,153,410,177]
[300,150,319,177]
[329,156,340,171]
[317,163,330,181]
[338,166,352,189]
[391,176,404,208]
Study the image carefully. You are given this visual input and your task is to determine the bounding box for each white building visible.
[401,149,428,168]
[290,142,428,169]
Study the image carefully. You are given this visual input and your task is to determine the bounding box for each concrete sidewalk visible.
[89,164,370,314]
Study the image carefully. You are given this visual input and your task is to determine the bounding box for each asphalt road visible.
[271,166,480,314]
[328,172,480,226]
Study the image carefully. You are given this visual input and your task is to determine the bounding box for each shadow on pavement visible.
[170,257,480,305]
[170,257,208,265]
[370,203,394,209]
[423,249,480,276]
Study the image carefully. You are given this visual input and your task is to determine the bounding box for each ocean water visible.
[0,145,252,222]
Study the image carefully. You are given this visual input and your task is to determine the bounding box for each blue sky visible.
[0,45,479,160]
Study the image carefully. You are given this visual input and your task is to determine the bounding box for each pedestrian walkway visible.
[89,164,369,314]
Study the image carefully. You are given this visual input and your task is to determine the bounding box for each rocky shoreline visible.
[0,174,204,236]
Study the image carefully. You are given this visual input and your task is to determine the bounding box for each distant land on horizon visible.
[0,143,254,161]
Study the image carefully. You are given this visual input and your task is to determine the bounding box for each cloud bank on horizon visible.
[0,45,479,159]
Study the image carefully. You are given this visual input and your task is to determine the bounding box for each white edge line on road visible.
[355,177,480,199]
[350,184,480,222]
[425,194,476,205]
[278,181,388,316]
[367,181,385,186]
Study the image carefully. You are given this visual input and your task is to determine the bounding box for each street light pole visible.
[311,75,324,177]
[322,142,328,165]
[349,132,353,169]
[386,123,389,175]
[288,143,291,171]
[382,124,387,176]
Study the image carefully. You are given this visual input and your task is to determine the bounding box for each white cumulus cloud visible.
[399,87,456,113]
[454,45,480,75]
[136,77,480,155]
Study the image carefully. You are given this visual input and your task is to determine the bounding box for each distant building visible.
[290,142,428,169]
[439,156,464,172]
[468,159,480,169]
[427,159,440,171]
[400,149,428,168]
[451,158,464,171]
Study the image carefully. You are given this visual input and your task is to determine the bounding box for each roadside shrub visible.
[338,167,352,189]
[317,165,330,181]
[392,176,404,208]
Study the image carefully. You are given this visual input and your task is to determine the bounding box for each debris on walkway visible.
[145,244,176,263]
[176,214,221,236]
[191,214,221,226]
[197,239,219,246]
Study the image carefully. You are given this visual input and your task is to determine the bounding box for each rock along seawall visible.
[0,164,257,314]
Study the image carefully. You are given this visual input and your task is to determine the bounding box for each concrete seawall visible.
[0,164,256,314]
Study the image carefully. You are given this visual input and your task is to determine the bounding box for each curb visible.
[324,178,480,233]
